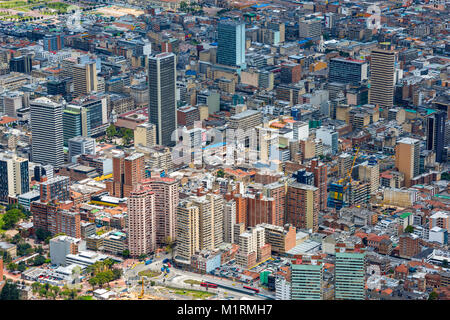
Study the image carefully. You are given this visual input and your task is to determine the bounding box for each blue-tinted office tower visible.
[426,111,446,163]
[217,21,246,69]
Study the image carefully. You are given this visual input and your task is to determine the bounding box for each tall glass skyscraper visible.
[217,20,246,69]
[30,97,64,168]
[148,52,177,146]
[426,111,446,163]
[335,246,366,300]
[291,262,323,300]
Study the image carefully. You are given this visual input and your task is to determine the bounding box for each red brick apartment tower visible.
[123,153,145,197]
[246,193,276,227]
[308,159,328,211]
[265,182,286,226]
[286,181,319,232]
[127,187,156,257]
[225,193,247,227]
[141,178,179,246]
[108,153,145,198]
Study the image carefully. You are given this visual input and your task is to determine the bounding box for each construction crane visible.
[138,276,144,299]
[338,146,361,188]
[329,147,361,212]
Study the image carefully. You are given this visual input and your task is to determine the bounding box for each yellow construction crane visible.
[138,276,144,299]
[338,147,360,187]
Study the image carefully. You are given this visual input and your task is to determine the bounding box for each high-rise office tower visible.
[358,160,380,194]
[368,48,396,108]
[334,243,366,300]
[148,52,177,146]
[141,177,179,245]
[395,138,420,187]
[30,97,64,168]
[62,57,98,99]
[127,187,156,257]
[73,61,98,98]
[286,181,319,232]
[106,153,145,198]
[217,20,246,68]
[9,55,32,74]
[316,128,338,155]
[63,105,90,146]
[0,152,29,204]
[43,33,64,52]
[298,18,322,39]
[329,57,368,85]
[426,111,446,163]
[291,256,324,300]
[176,200,200,261]
[68,136,96,163]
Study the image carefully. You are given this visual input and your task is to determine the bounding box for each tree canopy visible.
[0,281,20,300]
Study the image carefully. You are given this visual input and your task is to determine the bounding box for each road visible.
[124,255,275,300]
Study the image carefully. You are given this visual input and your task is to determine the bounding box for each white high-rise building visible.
[30,97,64,168]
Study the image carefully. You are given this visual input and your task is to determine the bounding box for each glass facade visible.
[335,251,366,300]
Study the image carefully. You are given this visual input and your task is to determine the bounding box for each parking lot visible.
[210,256,291,284]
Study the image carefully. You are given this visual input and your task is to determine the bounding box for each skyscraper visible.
[334,243,366,300]
[217,20,246,68]
[329,57,368,85]
[176,200,200,261]
[291,256,324,300]
[148,52,177,146]
[368,48,396,108]
[191,193,224,250]
[68,136,96,163]
[141,177,179,245]
[286,181,319,232]
[0,152,29,204]
[426,111,446,163]
[63,105,90,146]
[106,152,145,198]
[9,55,32,74]
[395,138,420,187]
[309,159,328,211]
[128,187,156,257]
[30,97,64,168]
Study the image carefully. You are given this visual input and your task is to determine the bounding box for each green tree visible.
[2,208,25,229]
[88,277,98,290]
[428,291,438,300]
[443,259,448,268]
[122,249,130,258]
[0,281,20,300]
[106,124,117,140]
[35,228,51,242]
[7,262,17,271]
[404,225,414,233]
[17,262,26,273]
[35,246,44,254]
[33,255,46,266]
[17,243,32,256]
[11,233,22,244]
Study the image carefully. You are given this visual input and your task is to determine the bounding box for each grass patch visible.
[77,295,93,300]
[183,279,202,285]
[138,270,162,278]
[168,287,216,300]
